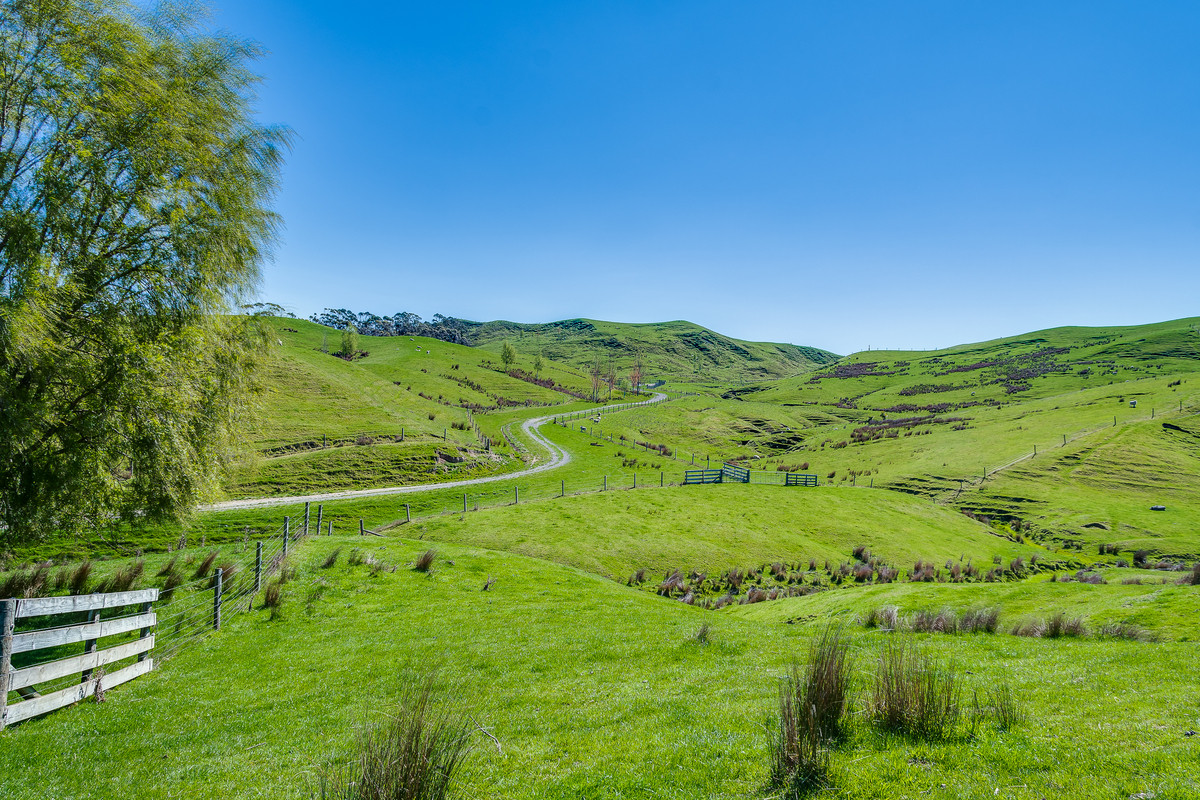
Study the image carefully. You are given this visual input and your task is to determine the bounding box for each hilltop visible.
[462,317,839,382]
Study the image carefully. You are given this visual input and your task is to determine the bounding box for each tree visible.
[533,353,544,380]
[340,324,360,359]
[630,351,644,395]
[605,361,616,401]
[589,357,603,403]
[501,341,516,371]
[0,1,289,545]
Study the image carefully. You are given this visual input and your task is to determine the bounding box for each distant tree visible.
[605,361,617,401]
[340,324,360,359]
[501,341,517,370]
[630,351,644,395]
[0,0,288,545]
[533,353,545,380]
[589,357,603,403]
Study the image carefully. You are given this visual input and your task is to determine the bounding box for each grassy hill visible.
[466,317,839,383]
[224,318,611,498]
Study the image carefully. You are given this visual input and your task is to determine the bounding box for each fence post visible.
[633,473,637,488]
[137,600,154,663]
[316,504,324,535]
[213,568,223,631]
[284,515,291,543]
[661,471,664,487]
[604,475,607,491]
[80,610,101,684]
[405,504,411,523]
[283,523,289,558]
[401,427,405,441]
[255,541,263,592]
[304,502,311,537]
[1062,434,1066,447]
[561,480,565,497]
[464,494,468,513]
[328,520,333,536]
[515,486,519,504]
[0,598,15,731]
[359,519,365,536]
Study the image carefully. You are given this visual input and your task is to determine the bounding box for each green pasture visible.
[2,535,1198,799]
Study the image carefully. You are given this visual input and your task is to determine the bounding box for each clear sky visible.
[211,1,1200,355]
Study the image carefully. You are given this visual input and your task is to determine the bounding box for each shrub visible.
[870,640,960,740]
[694,622,712,644]
[414,549,437,573]
[317,676,472,800]
[1133,549,1149,567]
[1187,563,1200,586]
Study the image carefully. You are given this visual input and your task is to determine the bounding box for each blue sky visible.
[212,1,1200,354]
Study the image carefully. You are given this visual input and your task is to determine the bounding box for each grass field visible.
[3,535,1198,799]
[5,316,1200,799]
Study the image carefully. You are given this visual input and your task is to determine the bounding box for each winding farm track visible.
[204,393,668,511]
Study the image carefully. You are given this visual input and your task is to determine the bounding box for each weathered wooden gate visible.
[0,588,158,729]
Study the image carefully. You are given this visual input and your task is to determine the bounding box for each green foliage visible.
[0,0,289,545]
[341,324,360,359]
[500,340,516,370]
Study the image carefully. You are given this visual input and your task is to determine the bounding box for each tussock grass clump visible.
[973,681,1025,732]
[160,572,184,604]
[769,627,851,797]
[694,622,712,645]
[960,607,1000,634]
[347,549,366,567]
[863,605,899,630]
[322,548,343,569]
[101,560,145,593]
[1099,622,1158,642]
[912,609,958,634]
[1185,563,1200,586]
[69,560,94,595]
[317,676,472,800]
[414,549,437,573]
[192,550,219,581]
[1044,612,1087,639]
[263,581,283,620]
[155,557,178,579]
[870,640,960,740]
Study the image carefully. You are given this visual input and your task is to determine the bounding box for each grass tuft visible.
[317,675,472,800]
[870,640,960,740]
[414,549,437,573]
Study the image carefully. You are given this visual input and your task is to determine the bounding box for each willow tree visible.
[0,0,290,545]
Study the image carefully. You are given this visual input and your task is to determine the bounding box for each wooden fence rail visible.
[1,588,158,730]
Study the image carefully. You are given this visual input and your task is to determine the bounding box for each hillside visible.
[224,318,606,498]
[466,317,839,383]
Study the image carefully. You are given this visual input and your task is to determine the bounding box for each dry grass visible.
[1044,612,1087,639]
[317,675,472,800]
[870,640,960,740]
[960,607,1000,634]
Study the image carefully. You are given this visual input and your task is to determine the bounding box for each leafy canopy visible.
[0,0,290,544]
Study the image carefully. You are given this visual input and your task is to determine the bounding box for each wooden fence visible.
[1,588,159,729]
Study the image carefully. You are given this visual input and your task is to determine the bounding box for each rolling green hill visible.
[466,317,839,383]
